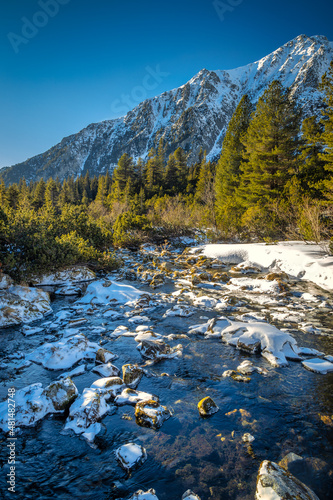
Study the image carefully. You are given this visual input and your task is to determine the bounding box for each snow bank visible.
[197,242,333,290]
[78,280,147,305]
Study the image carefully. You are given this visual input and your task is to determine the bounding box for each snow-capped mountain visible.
[2,34,333,185]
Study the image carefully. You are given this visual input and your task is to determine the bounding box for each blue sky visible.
[1,0,333,168]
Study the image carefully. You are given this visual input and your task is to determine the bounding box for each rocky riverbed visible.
[0,243,332,499]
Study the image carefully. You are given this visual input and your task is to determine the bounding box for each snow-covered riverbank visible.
[196,241,333,291]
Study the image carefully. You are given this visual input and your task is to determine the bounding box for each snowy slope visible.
[2,34,332,184]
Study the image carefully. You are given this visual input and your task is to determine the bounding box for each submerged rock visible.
[135,400,171,429]
[115,442,147,471]
[0,285,52,327]
[255,460,320,499]
[198,397,219,417]
[122,364,143,388]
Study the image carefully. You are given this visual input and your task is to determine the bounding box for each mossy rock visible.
[198,396,219,417]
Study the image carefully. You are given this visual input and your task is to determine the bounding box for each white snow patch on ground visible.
[196,242,333,290]
[78,280,147,305]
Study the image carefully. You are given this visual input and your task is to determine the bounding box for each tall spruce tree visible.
[238,81,301,208]
[299,116,326,198]
[215,94,252,223]
[319,61,333,200]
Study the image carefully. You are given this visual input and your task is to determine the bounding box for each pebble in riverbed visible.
[182,490,201,500]
[122,364,143,388]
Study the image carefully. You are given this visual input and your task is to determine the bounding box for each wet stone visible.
[198,397,219,417]
[115,442,147,472]
[255,460,320,500]
[122,364,143,388]
[135,399,171,429]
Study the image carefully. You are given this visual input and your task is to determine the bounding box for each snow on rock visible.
[122,364,143,388]
[115,388,156,406]
[115,442,147,471]
[0,286,52,327]
[192,295,218,308]
[0,378,78,431]
[30,267,96,286]
[128,490,159,500]
[301,358,333,374]
[135,400,171,429]
[26,334,100,370]
[227,277,282,294]
[57,365,87,380]
[182,491,201,500]
[64,387,113,441]
[92,362,120,378]
[255,460,320,499]
[90,377,125,398]
[197,242,333,291]
[137,340,183,360]
[78,280,147,306]
[222,320,300,367]
[163,304,195,317]
[0,273,14,289]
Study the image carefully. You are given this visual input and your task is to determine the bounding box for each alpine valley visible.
[1,34,333,185]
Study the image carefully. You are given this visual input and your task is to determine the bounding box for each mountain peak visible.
[1,34,332,185]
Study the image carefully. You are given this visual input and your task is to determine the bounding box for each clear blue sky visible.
[1,0,333,168]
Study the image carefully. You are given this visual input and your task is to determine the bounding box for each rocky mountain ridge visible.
[1,34,332,185]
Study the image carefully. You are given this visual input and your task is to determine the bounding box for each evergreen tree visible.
[319,61,333,200]
[32,178,46,209]
[145,148,163,196]
[215,94,252,221]
[238,81,301,208]
[113,153,135,192]
[298,116,326,198]
[164,153,178,194]
[44,178,59,210]
[174,147,188,192]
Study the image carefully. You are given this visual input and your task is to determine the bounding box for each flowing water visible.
[0,245,333,500]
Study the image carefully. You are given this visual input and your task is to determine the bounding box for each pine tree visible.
[145,148,163,196]
[32,178,46,209]
[238,81,301,208]
[215,94,252,223]
[164,153,178,194]
[298,116,326,198]
[319,61,333,200]
[113,153,135,192]
[174,147,188,192]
